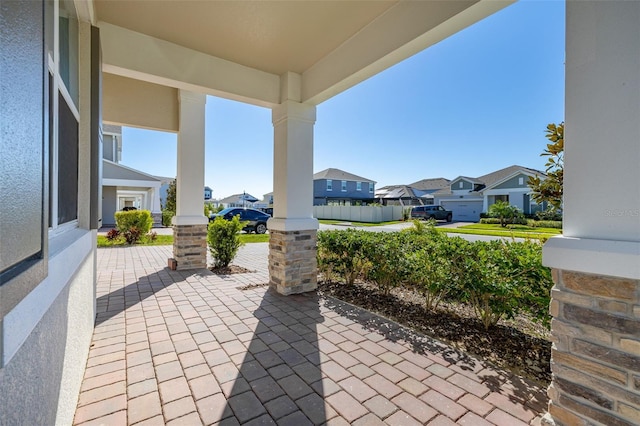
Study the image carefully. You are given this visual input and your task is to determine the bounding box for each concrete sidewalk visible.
[73,243,547,425]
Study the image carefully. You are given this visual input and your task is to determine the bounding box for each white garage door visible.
[441,201,482,222]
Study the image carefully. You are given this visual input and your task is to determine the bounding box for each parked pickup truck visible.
[410,205,453,222]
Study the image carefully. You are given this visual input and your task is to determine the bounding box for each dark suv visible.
[209,208,270,234]
[410,205,453,222]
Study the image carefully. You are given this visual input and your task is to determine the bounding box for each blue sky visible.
[121,0,565,200]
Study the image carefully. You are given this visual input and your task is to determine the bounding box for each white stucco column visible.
[542,3,640,425]
[172,90,208,270]
[174,90,207,226]
[543,2,640,278]
[267,74,319,294]
[268,100,318,231]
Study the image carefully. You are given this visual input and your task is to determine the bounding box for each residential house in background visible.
[216,192,260,209]
[433,165,546,221]
[101,125,162,226]
[313,168,376,205]
[375,185,425,206]
[376,178,450,206]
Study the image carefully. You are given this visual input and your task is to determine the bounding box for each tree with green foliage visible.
[162,179,176,226]
[488,200,521,227]
[529,123,563,212]
[164,179,176,212]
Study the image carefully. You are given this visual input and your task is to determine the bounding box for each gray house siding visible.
[494,174,530,190]
[313,179,374,205]
[102,186,118,226]
[451,179,473,190]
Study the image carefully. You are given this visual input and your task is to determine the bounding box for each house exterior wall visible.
[493,173,530,190]
[102,186,118,225]
[103,133,116,162]
[483,187,540,214]
[313,179,374,204]
[1,233,95,425]
[451,179,473,190]
[0,5,96,424]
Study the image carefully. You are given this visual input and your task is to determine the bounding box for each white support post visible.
[174,90,207,226]
[542,3,640,425]
[267,73,319,294]
[172,90,208,270]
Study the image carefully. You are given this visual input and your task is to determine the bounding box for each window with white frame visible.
[459,181,463,188]
[518,177,524,185]
[48,0,80,231]
[356,181,362,191]
[326,180,332,191]
[369,182,374,193]
[341,180,347,192]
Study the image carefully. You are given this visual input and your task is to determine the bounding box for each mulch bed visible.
[318,280,552,385]
[209,265,254,275]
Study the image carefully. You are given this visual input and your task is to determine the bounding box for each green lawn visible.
[318,219,405,227]
[440,223,561,240]
[97,232,269,247]
[97,234,174,247]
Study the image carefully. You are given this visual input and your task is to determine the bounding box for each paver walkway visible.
[73,243,548,425]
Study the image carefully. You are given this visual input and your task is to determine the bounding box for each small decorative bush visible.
[115,210,153,244]
[106,228,120,240]
[207,215,245,268]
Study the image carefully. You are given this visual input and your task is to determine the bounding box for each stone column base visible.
[546,269,640,426]
[173,224,208,270]
[269,229,317,295]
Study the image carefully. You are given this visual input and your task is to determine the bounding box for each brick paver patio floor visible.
[73,243,548,425]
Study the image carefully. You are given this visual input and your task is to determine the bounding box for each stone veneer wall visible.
[269,229,317,295]
[173,224,208,270]
[544,270,640,426]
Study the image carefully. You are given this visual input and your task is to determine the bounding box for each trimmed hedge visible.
[317,223,553,330]
[115,210,153,244]
[479,218,562,229]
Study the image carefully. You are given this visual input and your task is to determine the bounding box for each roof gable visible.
[477,165,545,188]
[313,168,375,183]
[103,160,162,182]
[408,177,451,191]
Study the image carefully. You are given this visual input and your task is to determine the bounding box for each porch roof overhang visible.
[92,0,514,129]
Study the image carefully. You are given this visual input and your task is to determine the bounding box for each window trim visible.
[326,179,332,191]
[341,180,347,192]
[356,181,362,191]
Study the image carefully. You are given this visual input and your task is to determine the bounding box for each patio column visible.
[172,90,208,270]
[268,81,318,295]
[542,3,640,425]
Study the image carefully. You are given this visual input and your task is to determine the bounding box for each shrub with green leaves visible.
[363,232,411,295]
[316,228,553,329]
[460,239,552,330]
[317,229,371,285]
[207,215,245,268]
[115,210,153,244]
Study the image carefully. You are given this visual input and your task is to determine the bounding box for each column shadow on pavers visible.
[218,289,326,425]
[321,296,480,370]
[94,268,186,326]
[321,296,549,415]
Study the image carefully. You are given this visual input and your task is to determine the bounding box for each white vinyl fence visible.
[313,205,406,223]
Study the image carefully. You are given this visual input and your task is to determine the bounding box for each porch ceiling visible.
[93,0,513,123]
[94,0,398,76]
